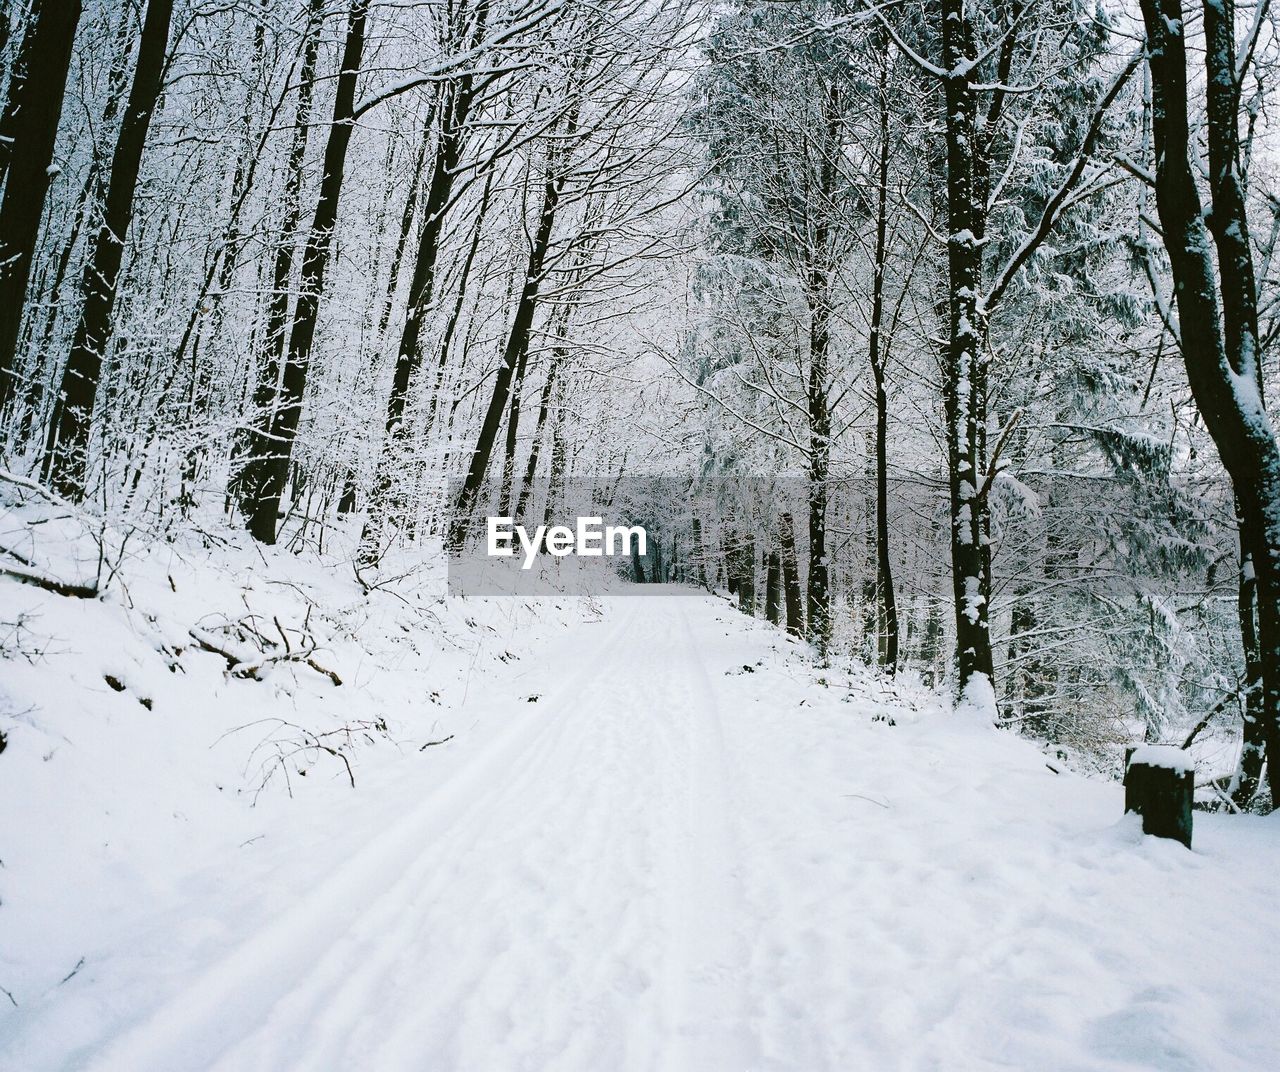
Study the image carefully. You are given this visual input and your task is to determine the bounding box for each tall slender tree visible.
[1138,0,1280,802]
[241,0,369,543]
[232,0,325,517]
[359,0,492,563]
[43,0,173,500]
[0,0,83,419]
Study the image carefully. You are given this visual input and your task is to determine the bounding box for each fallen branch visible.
[187,625,341,686]
[0,561,98,599]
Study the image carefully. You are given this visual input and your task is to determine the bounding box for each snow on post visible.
[1123,746,1193,849]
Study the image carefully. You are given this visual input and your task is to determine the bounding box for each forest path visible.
[17,594,1280,1071]
[78,596,768,1072]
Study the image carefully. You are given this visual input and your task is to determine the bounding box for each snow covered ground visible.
[2,535,1279,1071]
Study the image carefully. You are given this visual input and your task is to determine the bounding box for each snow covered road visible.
[5,594,1279,1071]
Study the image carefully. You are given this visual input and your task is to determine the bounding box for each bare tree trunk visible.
[375,115,432,340]
[449,162,563,548]
[43,0,173,501]
[359,49,490,561]
[0,0,82,419]
[497,343,531,517]
[765,549,781,625]
[780,511,803,638]
[1140,0,1280,802]
[243,0,369,544]
[690,516,706,587]
[513,357,561,523]
[738,531,755,614]
[16,50,129,445]
[1234,496,1265,804]
[869,47,899,673]
[940,0,996,706]
[541,405,568,531]
[232,0,323,516]
[806,276,830,650]
[804,90,839,652]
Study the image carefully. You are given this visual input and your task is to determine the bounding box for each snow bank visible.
[0,498,597,1051]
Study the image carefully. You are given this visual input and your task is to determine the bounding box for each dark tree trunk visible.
[691,516,706,588]
[1233,514,1264,808]
[43,0,173,500]
[806,400,829,641]
[359,2,491,562]
[1140,0,1280,804]
[13,6,132,446]
[1234,502,1265,804]
[242,0,368,544]
[737,531,755,614]
[338,467,358,514]
[869,49,899,673]
[449,164,563,549]
[498,342,532,516]
[0,0,83,419]
[541,407,568,531]
[780,512,803,638]
[233,0,323,516]
[860,438,877,653]
[805,134,834,651]
[724,532,738,597]
[514,356,561,524]
[940,0,996,706]
[765,549,782,625]
[375,118,432,340]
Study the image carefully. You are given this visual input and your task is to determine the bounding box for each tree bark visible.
[233,0,323,517]
[0,0,83,419]
[765,549,782,625]
[780,511,804,638]
[242,0,368,544]
[449,162,564,549]
[513,351,562,524]
[940,0,996,706]
[43,0,173,501]
[1139,0,1280,802]
[359,1,491,562]
[869,48,899,673]
[1234,500,1265,804]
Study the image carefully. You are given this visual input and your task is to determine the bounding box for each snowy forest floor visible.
[2,528,1279,1071]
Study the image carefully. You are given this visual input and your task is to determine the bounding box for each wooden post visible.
[1124,745,1193,849]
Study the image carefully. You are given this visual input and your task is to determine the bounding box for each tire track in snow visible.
[81,603,645,1072]
[658,603,758,1071]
